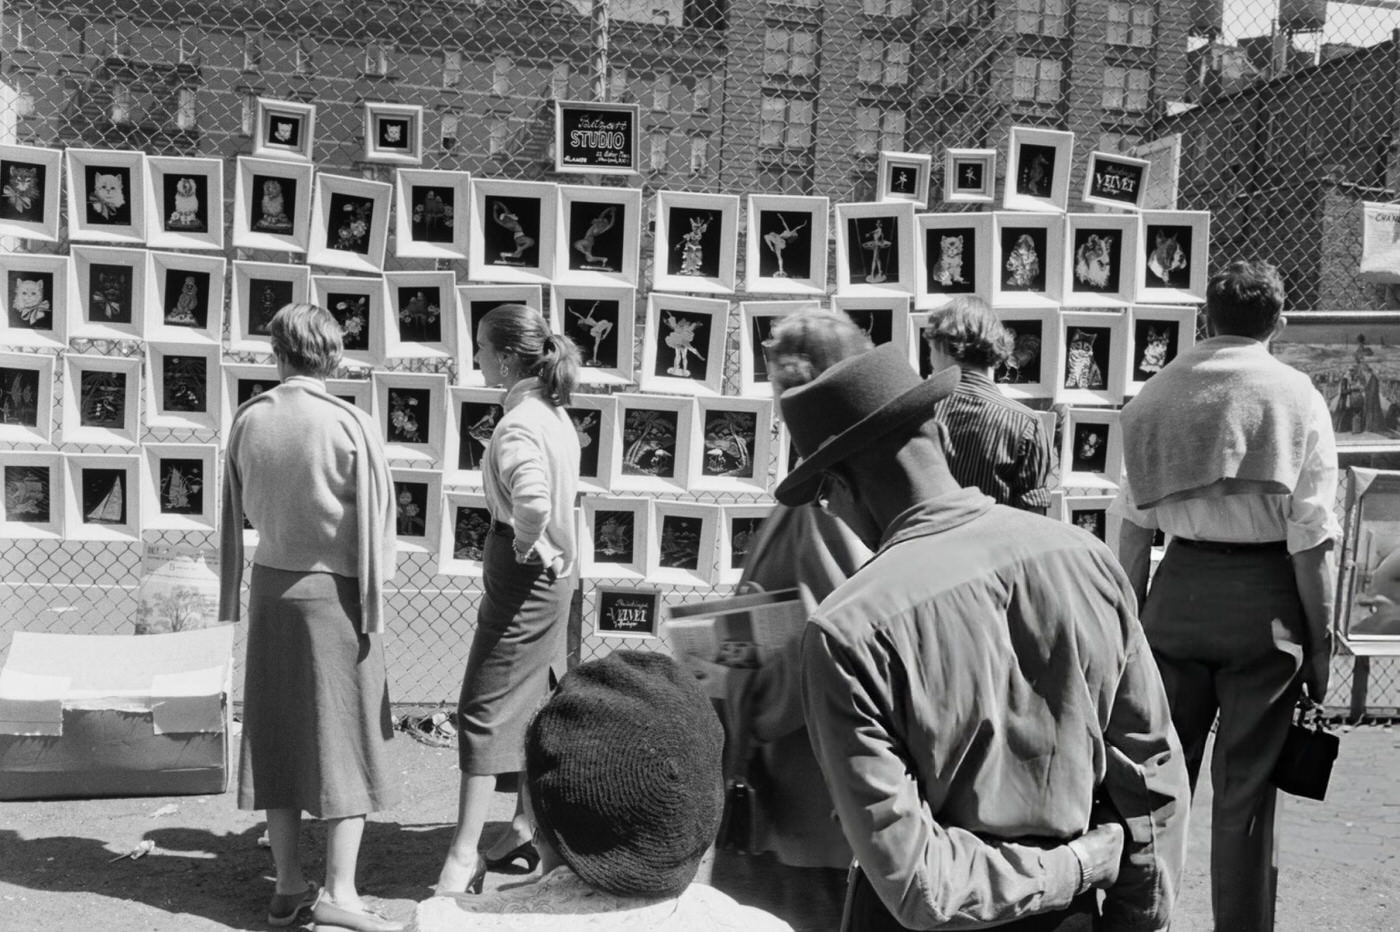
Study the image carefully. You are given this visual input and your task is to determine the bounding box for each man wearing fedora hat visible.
[777,344,1190,931]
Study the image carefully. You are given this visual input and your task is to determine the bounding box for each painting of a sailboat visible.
[83,469,126,524]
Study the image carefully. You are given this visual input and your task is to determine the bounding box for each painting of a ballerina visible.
[746,195,828,295]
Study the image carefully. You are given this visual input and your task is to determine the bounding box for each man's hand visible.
[1302,644,1332,704]
[1067,822,1125,893]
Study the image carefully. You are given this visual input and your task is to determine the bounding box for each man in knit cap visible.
[776,343,1190,931]
[410,650,794,931]
[1114,259,1339,932]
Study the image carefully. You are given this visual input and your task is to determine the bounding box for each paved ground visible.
[0,724,1395,931]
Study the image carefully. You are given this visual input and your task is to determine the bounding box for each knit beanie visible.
[524,650,724,899]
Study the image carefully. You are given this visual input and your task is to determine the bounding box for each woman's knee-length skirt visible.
[238,565,399,818]
[457,527,572,775]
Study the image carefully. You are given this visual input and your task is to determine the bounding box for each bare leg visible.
[267,808,307,895]
[324,815,367,910]
[437,773,495,892]
[482,781,532,859]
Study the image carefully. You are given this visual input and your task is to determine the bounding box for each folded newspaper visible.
[661,587,815,673]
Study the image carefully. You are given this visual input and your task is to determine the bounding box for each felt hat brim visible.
[775,362,961,506]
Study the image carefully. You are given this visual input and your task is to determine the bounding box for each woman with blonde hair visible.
[220,303,401,932]
[437,304,582,894]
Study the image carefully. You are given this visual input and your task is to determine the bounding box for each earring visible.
[500,362,511,379]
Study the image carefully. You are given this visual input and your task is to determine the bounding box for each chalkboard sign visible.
[1082,151,1151,210]
[554,100,641,175]
[594,586,662,638]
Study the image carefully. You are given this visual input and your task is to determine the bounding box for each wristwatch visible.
[512,539,534,563]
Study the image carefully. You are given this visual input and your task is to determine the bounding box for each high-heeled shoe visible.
[482,840,540,874]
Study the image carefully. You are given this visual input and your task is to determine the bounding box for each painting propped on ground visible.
[1272,315,1400,446]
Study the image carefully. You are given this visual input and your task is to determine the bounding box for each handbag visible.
[715,674,768,854]
[1270,699,1340,801]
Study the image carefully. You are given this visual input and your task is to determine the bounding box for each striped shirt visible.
[932,369,1051,511]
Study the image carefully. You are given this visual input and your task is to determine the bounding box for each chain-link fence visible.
[3,0,1400,714]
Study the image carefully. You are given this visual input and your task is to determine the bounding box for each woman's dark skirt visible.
[457,527,572,775]
[238,565,399,818]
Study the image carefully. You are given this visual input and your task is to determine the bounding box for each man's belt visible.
[1174,537,1287,554]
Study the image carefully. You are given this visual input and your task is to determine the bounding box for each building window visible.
[242,32,262,72]
[441,111,459,151]
[240,92,256,136]
[177,31,199,66]
[489,118,512,156]
[1012,56,1063,104]
[295,37,314,75]
[443,50,462,89]
[105,19,131,59]
[10,10,36,50]
[364,43,391,77]
[862,0,913,17]
[175,88,197,130]
[760,95,815,149]
[1016,0,1067,37]
[859,39,909,85]
[765,28,817,77]
[854,106,904,154]
[690,135,710,175]
[649,131,668,172]
[652,73,672,111]
[12,73,37,118]
[1098,132,1143,153]
[493,55,513,96]
[693,75,713,112]
[551,61,571,100]
[1107,3,1154,47]
[1102,66,1150,112]
[609,66,629,102]
[110,83,133,124]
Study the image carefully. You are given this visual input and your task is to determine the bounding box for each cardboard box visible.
[0,626,234,800]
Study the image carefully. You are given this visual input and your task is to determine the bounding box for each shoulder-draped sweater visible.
[1120,335,1320,510]
[218,376,397,633]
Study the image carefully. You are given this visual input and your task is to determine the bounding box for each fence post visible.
[566,584,583,671]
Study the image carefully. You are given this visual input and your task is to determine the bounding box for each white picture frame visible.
[612,393,697,495]
[1064,213,1140,308]
[1136,210,1210,304]
[67,245,147,341]
[555,184,642,287]
[1128,134,1183,211]
[1061,408,1123,490]
[553,284,636,386]
[1003,125,1075,213]
[1054,491,1119,549]
[251,96,317,162]
[651,190,740,295]
[834,200,917,296]
[772,421,794,491]
[363,101,424,166]
[553,99,642,176]
[692,396,775,496]
[309,173,393,274]
[372,370,448,465]
[383,270,458,359]
[566,393,620,495]
[0,351,55,446]
[877,150,932,206]
[394,168,470,260]
[1082,150,1152,212]
[390,467,442,554]
[991,305,1063,400]
[736,299,823,399]
[991,211,1065,308]
[233,156,314,254]
[456,284,544,386]
[718,503,774,586]
[1055,310,1127,407]
[229,261,311,355]
[591,586,664,642]
[63,452,142,541]
[312,274,387,368]
[142,443,218,531]
[908,310,934,377]
[579,495,651,581]
[745,194,830,297]
[438,489,492,577]
[145,342,220,431]
[2,253,70,349]
[145,156,225,251]
[145,251,226,345]
[943,147,997,205]
[915,211,994,310]
[443,386,507,487]
[0,144,64,242]
[639,293,730,397]
[648,500,720,588]
[61,353,141,447]
[65,148,146,244]
[325,376,373,414]
[220,362,281,435]
[1124,304,1199,396]
[468,178,557,285]
[0,450,63,539]
[831,295,913,359]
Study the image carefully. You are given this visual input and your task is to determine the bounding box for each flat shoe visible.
[311,891,404,932]
[268,881,319,927]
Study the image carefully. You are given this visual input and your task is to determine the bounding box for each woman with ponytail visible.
[438,304,582,894]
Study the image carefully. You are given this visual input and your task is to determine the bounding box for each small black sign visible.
[1085,153,1149,208]
[595,587,662,638]
[554,101,640,175]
